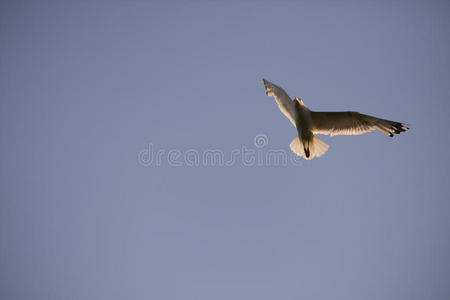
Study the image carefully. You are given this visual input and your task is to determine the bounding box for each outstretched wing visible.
[262,79,296,127]
[310,111,409,137]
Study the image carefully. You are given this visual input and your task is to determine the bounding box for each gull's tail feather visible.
[290,135,329,160]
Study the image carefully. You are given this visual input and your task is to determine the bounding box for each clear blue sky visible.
[1,1,449,299]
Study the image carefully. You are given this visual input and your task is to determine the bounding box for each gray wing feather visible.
[262,79,296,127]
[310,111,409,137]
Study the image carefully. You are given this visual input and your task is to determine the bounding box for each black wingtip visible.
[388,122,410,137]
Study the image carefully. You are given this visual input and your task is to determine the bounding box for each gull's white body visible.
[262,79,409,160]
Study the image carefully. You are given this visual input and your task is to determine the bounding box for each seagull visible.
[262,78,409,160]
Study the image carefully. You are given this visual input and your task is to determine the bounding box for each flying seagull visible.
[262,79,409,160]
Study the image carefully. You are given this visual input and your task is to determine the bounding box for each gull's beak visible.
[295,97,304,105]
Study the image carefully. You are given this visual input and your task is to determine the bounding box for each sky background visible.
[1,0,449,299]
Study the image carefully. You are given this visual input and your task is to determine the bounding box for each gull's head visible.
[295,97,305,107]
